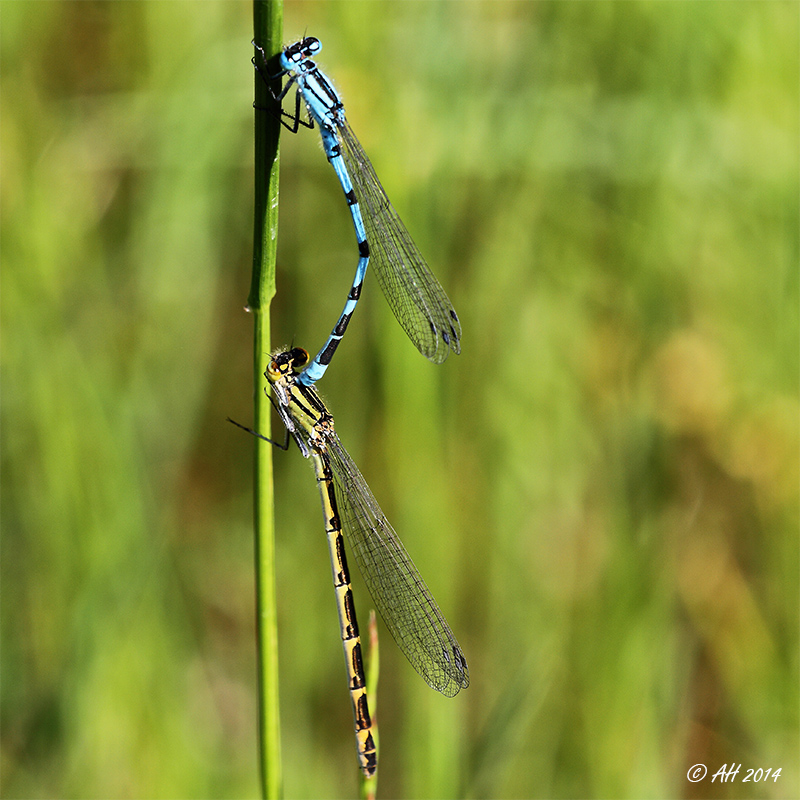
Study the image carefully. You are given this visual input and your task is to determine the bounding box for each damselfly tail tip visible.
[361,762,377,779]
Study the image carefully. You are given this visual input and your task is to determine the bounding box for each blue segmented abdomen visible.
[297,109,372,386]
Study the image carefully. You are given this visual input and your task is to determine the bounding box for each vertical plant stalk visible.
[251,1,282,798]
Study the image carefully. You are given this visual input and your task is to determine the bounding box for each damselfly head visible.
[267,347,310,381]
[284,37,321,67]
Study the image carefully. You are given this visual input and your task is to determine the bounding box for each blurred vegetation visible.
[2,1,797,798]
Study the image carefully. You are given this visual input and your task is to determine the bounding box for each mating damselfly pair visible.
[236,36,468,778]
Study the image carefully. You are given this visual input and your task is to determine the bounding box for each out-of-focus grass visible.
[2,2,797,799]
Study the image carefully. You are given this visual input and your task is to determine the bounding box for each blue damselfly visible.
[254,39,461,385]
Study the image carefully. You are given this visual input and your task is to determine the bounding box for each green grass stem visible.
[251,1,282,797]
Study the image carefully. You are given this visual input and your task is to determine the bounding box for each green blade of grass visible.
[251,1,282,797]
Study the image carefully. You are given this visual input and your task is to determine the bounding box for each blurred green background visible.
[2,1,798,798]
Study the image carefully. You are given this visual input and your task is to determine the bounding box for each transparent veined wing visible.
[338,121,462,364]
[323,430,469,697]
